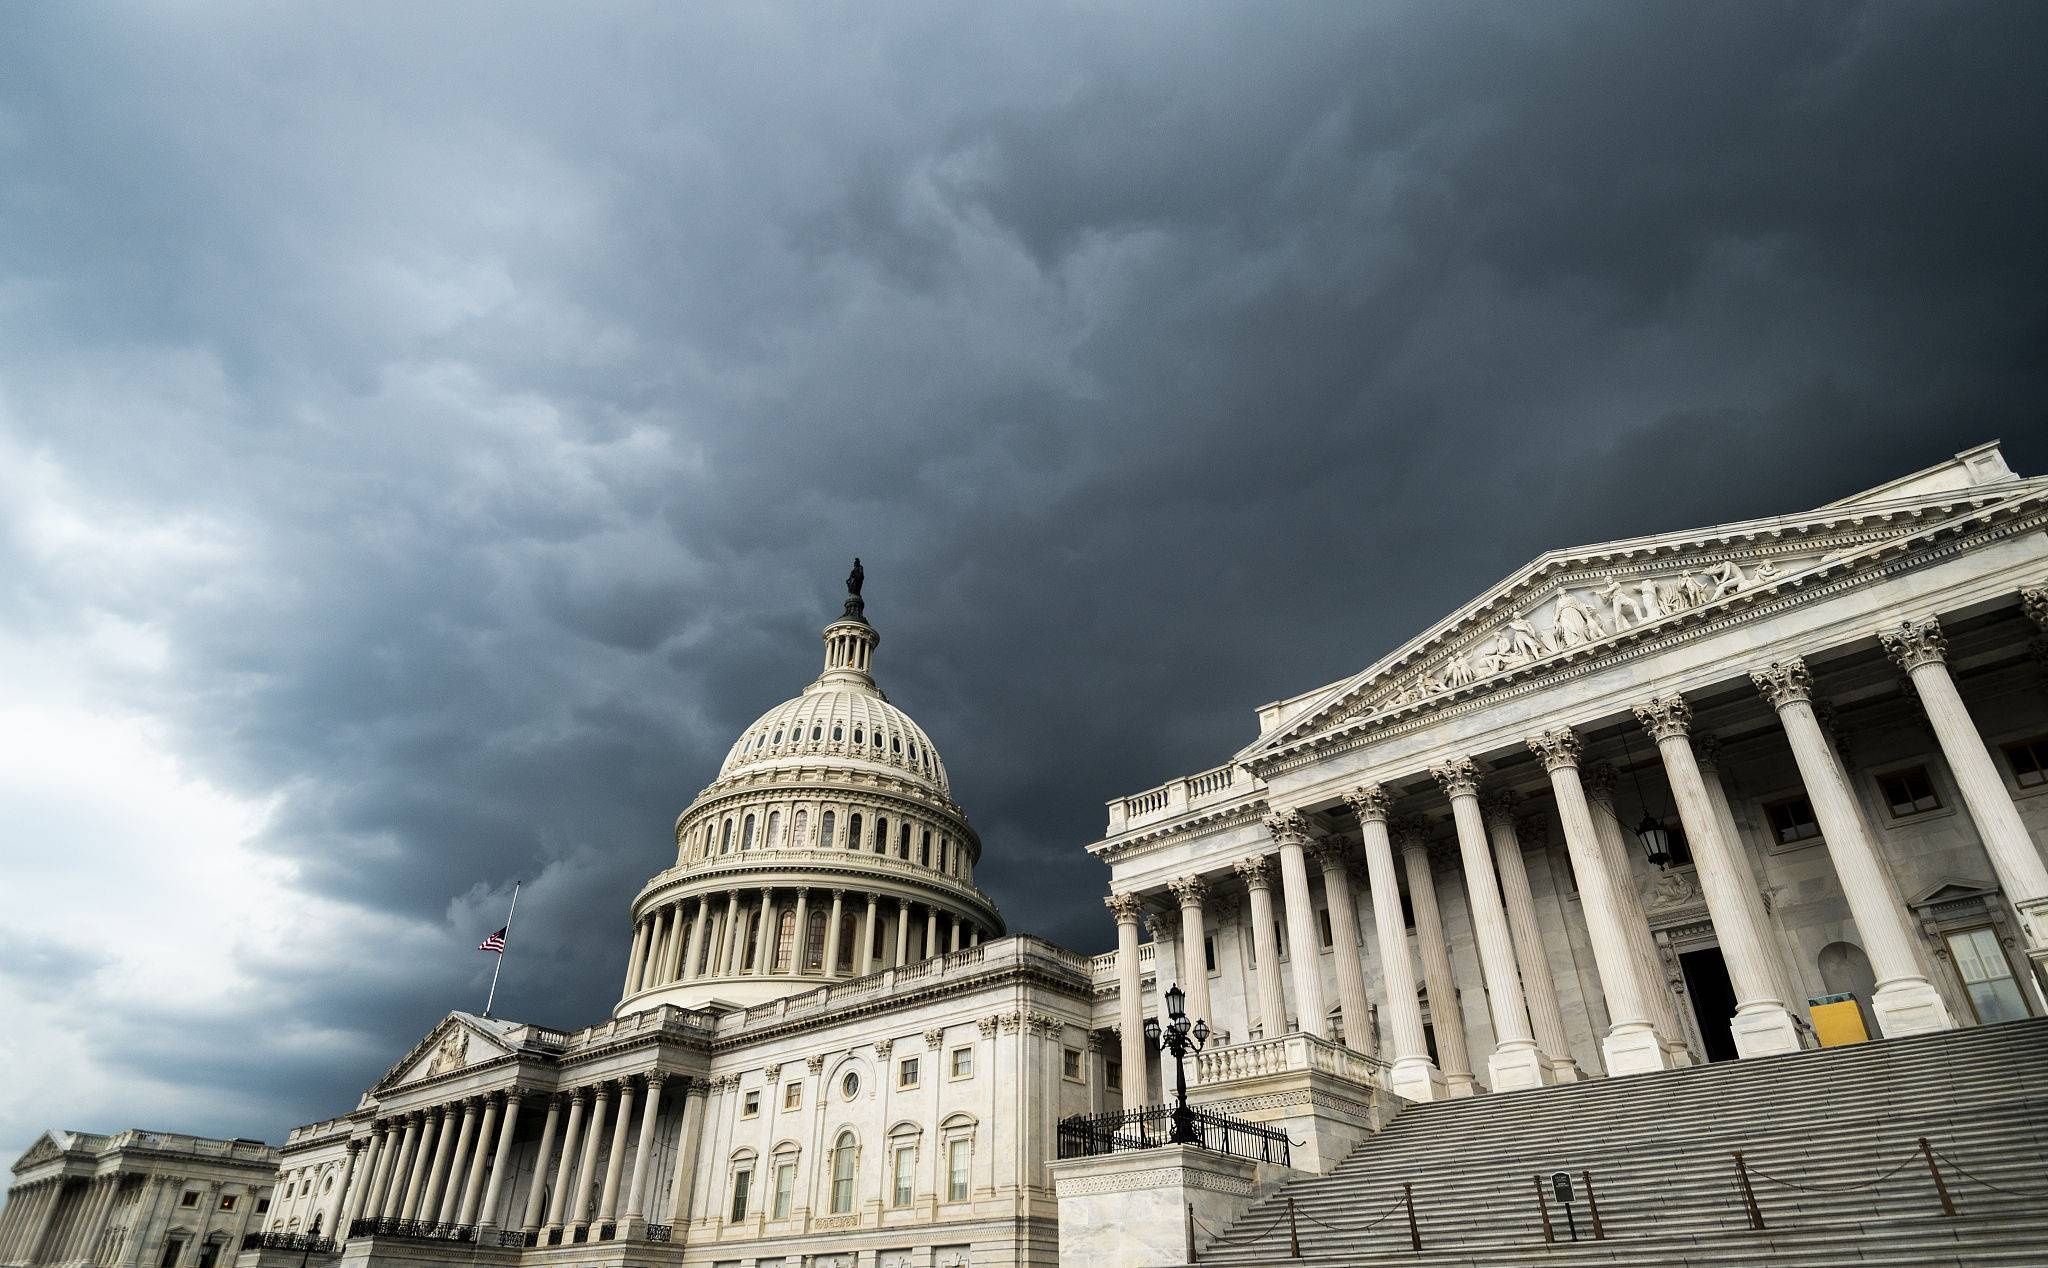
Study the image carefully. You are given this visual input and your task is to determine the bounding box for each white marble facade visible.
[101,441,2048,1268]
[1095,442,2048,1106]
[0,1131,278,1268]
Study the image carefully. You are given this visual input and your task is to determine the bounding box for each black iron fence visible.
[344,1218,475,1244]
[645,1224,672,1243]
[238,1234,335,1254]
[1056,1104,1291,1167]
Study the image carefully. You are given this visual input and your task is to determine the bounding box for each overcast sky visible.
[2,2,2044,1158]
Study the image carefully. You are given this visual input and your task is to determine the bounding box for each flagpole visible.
[483,882,519,1018]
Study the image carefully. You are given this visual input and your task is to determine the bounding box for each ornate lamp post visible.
[1143,982,1210,1144]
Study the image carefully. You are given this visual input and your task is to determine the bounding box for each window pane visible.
[1970,977,2029,1024]
[773,1164,794,1219]
[1946,928,1995,981]
[948,1140,969,1201]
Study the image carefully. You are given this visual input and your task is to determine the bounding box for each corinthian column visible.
[1527,727,1681,1075]
[1582,762,1690,1055]
[597,1079,636,1228]
[823,891,846,976]
[398,1109,441,1221]
[1634,695,1803,1057]
[1350,786,1444,1099]
[1234,857,1289,1040]
[1480,793,1579,1081]
[623,919,651,995]
[1105,892,1150,1103]
[1397,818,1477,1096]
[1753,657,1953,1036]
[543,1090,587,1239]
[429,1099,479,1224]
[568,1083,612,1235]
[1310,843,1376,1056]
[622,1075,666,1231]
[1883,615,2048,985]
[683,897,711,982]
[1168,875,1215,1031]
[1433,757,1552,1089]
[519,1096,563,1237]
[454,1095,500,1227]
[1267,812,1331,1038]
[473,1092,523,1231]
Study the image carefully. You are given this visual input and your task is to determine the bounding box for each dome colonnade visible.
[616,581,1003,1014]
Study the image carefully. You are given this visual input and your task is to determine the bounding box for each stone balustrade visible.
[1106,762,1252,833]
[1195,1032,1385,1089]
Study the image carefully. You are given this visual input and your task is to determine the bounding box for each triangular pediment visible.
[13,1131,67,1173]
[373,1013,518,1093]
[1907,878,2000,909]
[1244,448,2046,763]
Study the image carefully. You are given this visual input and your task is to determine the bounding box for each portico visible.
[1092,443,2048,1111]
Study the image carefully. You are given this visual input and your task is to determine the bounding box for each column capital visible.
[1263,810,1313,849]
[2021,584,2048,631]
[1231,855,1274,891]
[643,1071,668,1091]
[1344,783,1392,823]
[1526,726,1584,771]
[1633,693,1694,741]
[566,1087,589,1107]
[874,1037,895,1058]
[896,895,911,910]
[1880,615,1948,671]
[1751,656,1813,708]
[1391,814,1433,851]
[1103,891,1146,924]
[1479,789,1518,829]
[1306,838,1350,870]
[1429,755,1483,799]
[1143,906,1179,942]
[1581,762,1619,803]
[831,888,847,899]
[1167,873,1211,908]
[1693,731,1727,773]
[805,1053,827,1075]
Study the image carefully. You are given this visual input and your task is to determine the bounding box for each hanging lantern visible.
[1634,813,1673,866]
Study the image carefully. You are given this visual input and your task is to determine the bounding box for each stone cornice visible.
[1085,797,1271,866]
[1243,495,2048,779]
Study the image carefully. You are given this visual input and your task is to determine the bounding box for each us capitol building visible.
[6,442,2048,1268]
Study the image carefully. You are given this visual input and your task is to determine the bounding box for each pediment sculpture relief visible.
[424,1029,469,1077]
[1375,555,1788,712]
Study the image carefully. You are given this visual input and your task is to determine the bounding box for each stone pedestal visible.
[1049,1145,1264,1268]
[1872,977,1955,1037]
[1192,1033,1402,1174]
[1730,1004,1805,1059]
[1601,1023,1682,1076]
[1388,1055,1448,1103]
[1486,1041,1559,1092]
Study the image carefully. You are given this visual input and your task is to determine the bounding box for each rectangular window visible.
[947,1139,970,1201]
[181,1193,199,1209]
[1062,1048,1082,1082]
[771,1163,795,1219]
[1764,795,1822,845]
[1275,920,1288,959]
[742,1090,761,1118]
[1106,1060,1121,1091]
[729,1170,751,1223]
[783,1082,802,1111]
[1945,926,2029,1024]
[1317,908,1334,948]
[254,1199,269,1216]
[2001,736,2048,788]
[950,1047,973,1079]
[1878,766,1942,817]
[1203,935,1216,973]
[892,1145,915,1207]
[218,1196,236,1212]
[898,1057,920,1089]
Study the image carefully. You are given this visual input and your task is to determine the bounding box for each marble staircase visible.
[1195,1017,2048,1266]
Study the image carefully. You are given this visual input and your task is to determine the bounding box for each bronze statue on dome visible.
[847,557,864,597]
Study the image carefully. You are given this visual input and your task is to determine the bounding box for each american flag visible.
[479,927,507,954]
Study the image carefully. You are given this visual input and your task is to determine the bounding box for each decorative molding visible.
[1344,783,1392,824]
[1479,789,1517,829]
[1263,811,1313,849]
[1526,727,1584,772]
[1581,762,1619,803]
[1103,892,1146,924]
[1232,856,1274,891]
[1168,874,1211,908]
[1752,657,1813,708]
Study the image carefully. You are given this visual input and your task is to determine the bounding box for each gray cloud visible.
[1,1,2044,1156]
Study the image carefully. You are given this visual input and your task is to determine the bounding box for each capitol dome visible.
[614,566,1003,1015]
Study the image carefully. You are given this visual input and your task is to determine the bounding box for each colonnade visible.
[624,886,984,995]
[343,1077,710,1244]
[1108,611,2048,1101]
[0,1173,240,1268]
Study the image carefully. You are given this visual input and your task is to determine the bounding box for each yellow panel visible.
[1810,999,1870,1047]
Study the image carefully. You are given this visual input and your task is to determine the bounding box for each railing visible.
[345,1218,474,1244]
[239,1234,335,1253]
[1056,1104,1291,1167]
[1107,763,1254,832]
[497,1231,528,1248]
[645,1224,672,1243]
[1196,1031,1385,1088]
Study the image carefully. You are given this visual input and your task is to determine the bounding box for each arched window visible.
[891,735,901,754]
[833,724,844,742]
[830,1132,858,1214]
[772,729,782,744]
[807,908,827,971]
[909,741,918,761]
[898,823,912,859]
[849,814,863,852]
[920,830,932,867]
[720,820,734,854]
[875,817,889,854]
[774,910,796,972]
[853,728,865,746]
[793,809,808,847]
[838,912,858,967]
[703,824,716,858]
[811,725,822,742]
[821,811,836,849]
[741,815,756,850]
[767,810,784,849]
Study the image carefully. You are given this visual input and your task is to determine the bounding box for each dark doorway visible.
[1680,946,1740,1063]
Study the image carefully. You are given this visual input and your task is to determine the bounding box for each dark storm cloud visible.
[1,1,2044,1152]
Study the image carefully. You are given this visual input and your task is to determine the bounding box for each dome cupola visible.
[615,562,1002,1015]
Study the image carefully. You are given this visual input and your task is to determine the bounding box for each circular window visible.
[841,1071,861,1100]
